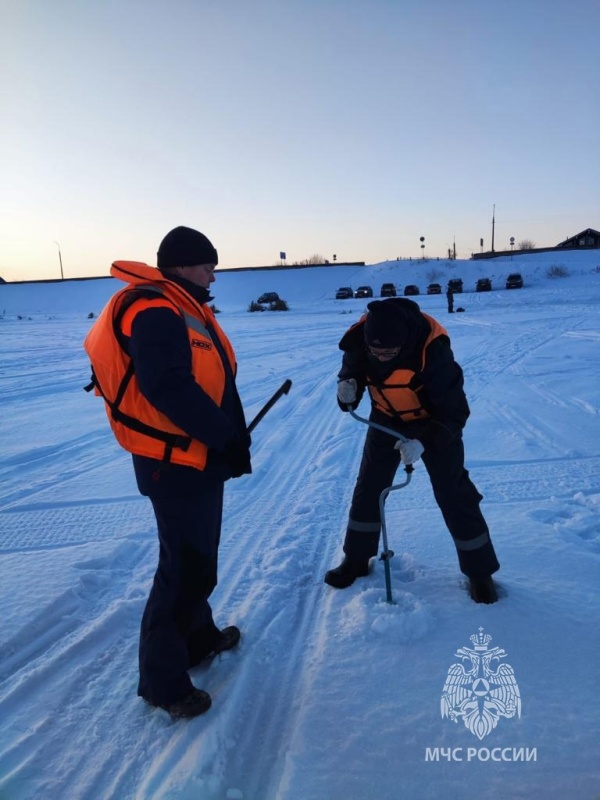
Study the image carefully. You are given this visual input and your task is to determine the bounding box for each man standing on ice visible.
[324,298,500,603]
[85,226,251,718]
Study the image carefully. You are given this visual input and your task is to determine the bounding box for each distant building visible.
[473,225,600,260]
[556,228,600,249]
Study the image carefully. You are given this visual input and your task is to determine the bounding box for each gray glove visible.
[337,378,357,405]
[394,438,424,465]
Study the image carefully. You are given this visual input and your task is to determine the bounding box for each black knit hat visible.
[364,300,411,347]
[157,226,218,269]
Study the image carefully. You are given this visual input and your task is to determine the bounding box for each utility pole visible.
[54,241,64,280]
[491,205,496,253]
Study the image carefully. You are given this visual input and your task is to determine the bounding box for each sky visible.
[1,0,599,282]
[0,249,599,799]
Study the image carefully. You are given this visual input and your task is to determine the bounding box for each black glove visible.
[224,433,252,479]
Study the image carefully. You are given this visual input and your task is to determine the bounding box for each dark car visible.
[476,278,492,292]
[447,278,463,293]
[426,283,442,295]
[355,285,373,298]
[506,273,523,289]
[380,282,396,297]
[335,287,353,299]
[257,292,280,304]
[404,284,420,296]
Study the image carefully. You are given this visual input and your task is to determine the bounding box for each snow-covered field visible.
[1,250,599,800]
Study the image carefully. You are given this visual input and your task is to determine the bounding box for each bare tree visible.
[292,254,326,265]
[518,239,536,250]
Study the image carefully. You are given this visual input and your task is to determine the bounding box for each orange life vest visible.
[84,260,237,470]
[365,313,448,421]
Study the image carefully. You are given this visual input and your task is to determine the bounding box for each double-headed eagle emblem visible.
[441,628,521,739]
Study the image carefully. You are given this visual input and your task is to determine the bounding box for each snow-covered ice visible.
[1,250,599,799]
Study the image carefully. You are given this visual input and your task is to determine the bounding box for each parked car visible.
[476,278,492,292]
[404,284,420,296]
[335,287,353,299]
[380,282,396,297]
[426,283,442,295]
[447,278,463,293]
[355,285,373,298]
[506,273,523,289]
[257,291,280,304]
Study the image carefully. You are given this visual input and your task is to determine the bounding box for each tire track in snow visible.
[0,539,151,681]
[0,429,122,512]
[0,540,156,799]
[0,497,152,552]
[459,323,573,401]
[471,453,600,503]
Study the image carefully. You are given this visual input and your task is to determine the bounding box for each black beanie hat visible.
[364,300,411,347]
[157,226,218,269]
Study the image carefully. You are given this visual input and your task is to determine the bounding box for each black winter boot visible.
[145,688,212,719]
[324,556,370,589]
[189,625,241,667]
[213,625,241,655]
[468,576,498,604]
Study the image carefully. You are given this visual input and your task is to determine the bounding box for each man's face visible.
[172,263,216,289]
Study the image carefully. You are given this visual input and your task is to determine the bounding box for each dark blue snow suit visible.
[121,273,250,707]
[338,298,499,579]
